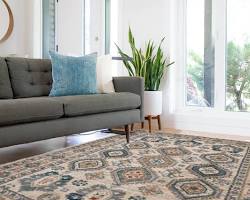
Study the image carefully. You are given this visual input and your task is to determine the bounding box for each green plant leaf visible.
[116,28,174,90]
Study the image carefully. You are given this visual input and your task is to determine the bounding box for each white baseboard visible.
[162,113,250,138]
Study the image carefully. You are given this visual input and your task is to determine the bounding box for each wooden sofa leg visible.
[125,125,130,143]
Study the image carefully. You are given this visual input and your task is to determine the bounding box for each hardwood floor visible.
[0,125,249,165]
[0,130,115,165]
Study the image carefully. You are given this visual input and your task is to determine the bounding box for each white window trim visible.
[168,0,250,137]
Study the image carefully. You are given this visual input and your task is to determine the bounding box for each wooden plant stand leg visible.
[152,115,162,130]
[141,122,144,129]
[145,115,152,133]
[124,125,130,143]
[157,115,162,130]
[148,115,152,133]
[131,124,134,132]
[145,115,162,133]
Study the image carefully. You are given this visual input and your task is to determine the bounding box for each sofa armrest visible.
[113,77,144,121]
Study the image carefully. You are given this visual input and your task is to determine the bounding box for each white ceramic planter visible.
[144,91,163,116]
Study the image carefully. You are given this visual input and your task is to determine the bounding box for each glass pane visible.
[186,0,214,107]
[42,0,55,58]
[84,0,106,55]
[226,0,250,112]
[105,0,111,54]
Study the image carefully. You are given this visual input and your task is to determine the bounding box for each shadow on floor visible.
[0,129,126,165]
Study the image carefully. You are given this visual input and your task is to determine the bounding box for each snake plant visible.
[116,27,174,91]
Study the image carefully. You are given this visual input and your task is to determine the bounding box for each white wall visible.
[115,0,174,126]
[32,0,42,58]
[115,0,171,72]
[0,0,37,57]
[117,0,170,52]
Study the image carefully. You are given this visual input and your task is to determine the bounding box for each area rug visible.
[0,132,250,200]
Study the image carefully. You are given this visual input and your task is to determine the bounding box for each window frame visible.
[42,0,56,58]
[174,0,250,118]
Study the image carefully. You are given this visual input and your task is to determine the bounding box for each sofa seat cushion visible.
[0,97,64,126]
[54,92,141,117]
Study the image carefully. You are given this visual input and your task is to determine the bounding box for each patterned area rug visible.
[0,132,250,200]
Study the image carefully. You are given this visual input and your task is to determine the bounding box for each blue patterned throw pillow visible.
[49,52,97,97]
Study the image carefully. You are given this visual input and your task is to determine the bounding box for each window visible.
[186,0,214,107]
[226,0,250,112]
[185,0,250,113]
[105,0,111,54]
[42,0,109,57]
[42,0,55,58]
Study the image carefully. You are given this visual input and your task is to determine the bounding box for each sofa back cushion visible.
[6,57,53,98]
[0,58,13,99]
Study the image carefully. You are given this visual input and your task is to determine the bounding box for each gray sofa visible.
[0,57,144,148]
